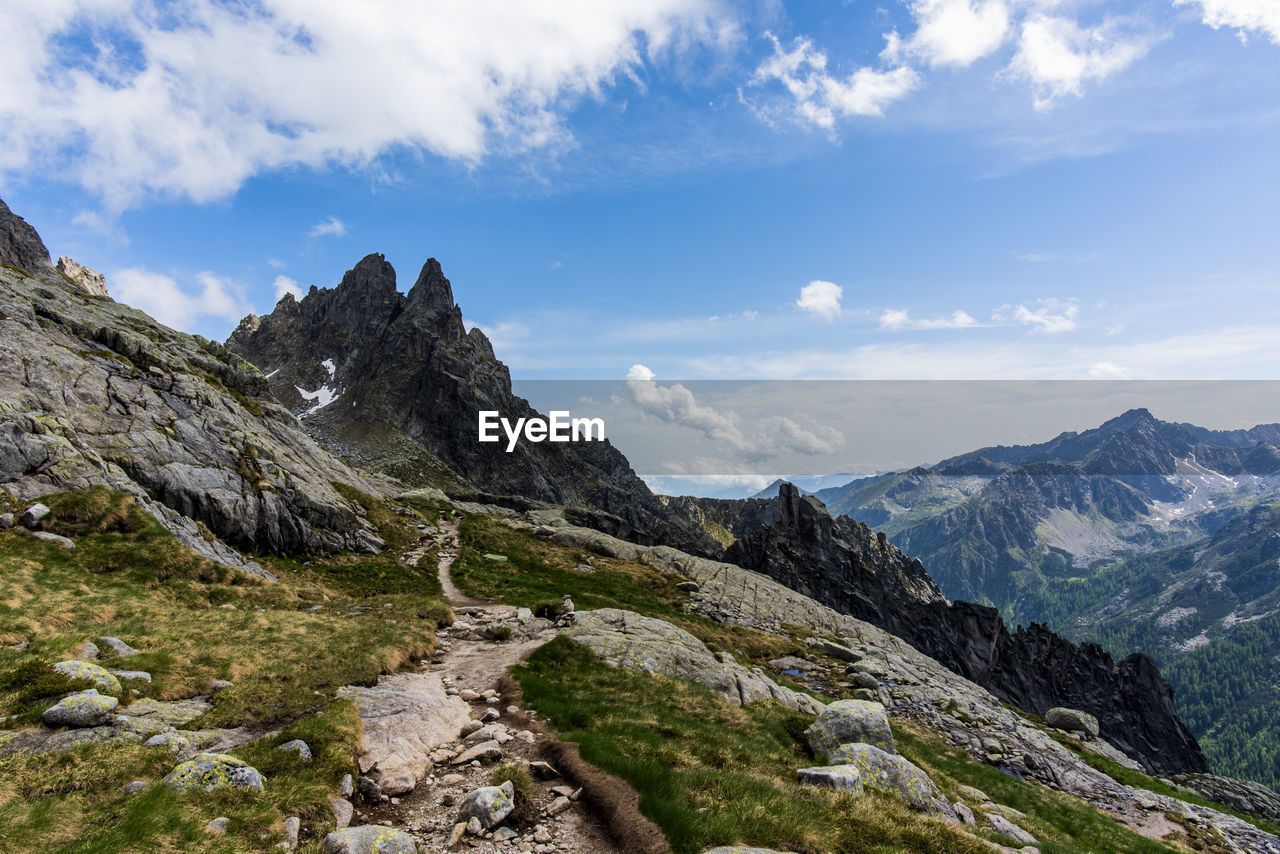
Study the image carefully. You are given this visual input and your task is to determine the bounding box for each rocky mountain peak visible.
[0,197,60,287]
[406,257,455,311]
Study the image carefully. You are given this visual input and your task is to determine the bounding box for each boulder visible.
[19,503,49,528]
[162,752,265,793]
[0,513,13,529]
[457,781,515,829]
[145,732,191,753]
[28,531,74,549]
[56,256,109,297]
[277,738,312,762]
[99,636,140,657]
[567,609,823,714]
[112,670,151,684]
[72,641,99,661]
[797,765,865,793]
[320,826,418,854]
[332,797,354,829]
[986,812,1037,845]
[451,739,502,765]
[804,700,895,756]
[826,743,954,817]
[807,637,863,663]
[42,689,118,727]
[52,660,121,694]
[1045,707,1099,738]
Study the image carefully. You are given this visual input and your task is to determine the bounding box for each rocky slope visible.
[0,197,385,574]
[226,254,718,556]
[677,484,1207,776]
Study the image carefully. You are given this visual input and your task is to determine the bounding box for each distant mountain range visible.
[809,408,1280,787]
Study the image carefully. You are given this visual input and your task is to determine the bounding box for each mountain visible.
[0,199,387,578]
[679,484,1206,775]
[226,254,718,556]
[814,409,1280,787]
[750,478,813,499]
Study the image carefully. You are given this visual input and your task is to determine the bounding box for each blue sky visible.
[2,0,1279,383]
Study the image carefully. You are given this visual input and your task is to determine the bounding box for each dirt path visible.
[358,512,628,854]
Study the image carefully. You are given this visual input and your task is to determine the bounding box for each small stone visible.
[99,636,140,657]
[20,503,50,528]
[331,797,354,830]
[283,816,300,847]
[357,776,382,802]
[546,796,571,816]
[514,730,535,744]
[123,780,148,794]
[461,720,484,735]
[494,827,519,841]
[321,826,418,854]
[533,826,553,844]
[205,817,229,834]
[452,739,502,765]
[43,689,118,728]
[986,813,1037,846]
[28,531,74,549]
[458,780,516,829]
[481,708,501,722]
[459,689,481,702]
[529,761,559,779]
[112,670,151,684]
[483,554,509,562]
[467,816,483,836]
[209,679,233,692]
[0,513,13,530]
[72,641,99,660]
[954,802,975,824]
[339,773,355,798]
[441,773,466,785]
[797,765,865,793]
[447,822,468,848]
[550,785,575,798]
[145,732,191,753]
[278,739,313,762]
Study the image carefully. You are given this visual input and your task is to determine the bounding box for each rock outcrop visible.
[56,256,109,297]
[0,198,388,571]
[703,484,1206,776]
[0,197,61,287]
[566,608,824,715]
[226,253,718,556]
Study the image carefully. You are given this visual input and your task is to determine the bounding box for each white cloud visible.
[1009,15,1158,110]
[0,1,733,209]
[796,279,844,319]
[886,0,1012,67]
[273,274,304,302]
[1176,0,1280,44]
[308,216,347,238]
[750,34,919,128]
[1088,361,1131,379]
[879,308,977,330]
[996,298,1080,333]
[112,268,253,331]
[266,257,286,270]
[626,363,656,382]
[623,371,843,457]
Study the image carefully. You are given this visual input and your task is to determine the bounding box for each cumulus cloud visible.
[273,275,304,302]
[0,1,733,209]
[884,0,1011,67]
[1176,0,1280,44]
[995,298,1080,333]
[623,366,844,458]
[1009,16,1158,110]
[750,34,919,128]
[113,268,253,331]
[308,216,347,238]
[879,308,977,330]
[796,279,844,319]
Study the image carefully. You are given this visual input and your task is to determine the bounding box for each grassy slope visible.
[0,487,449,853]
[453,514,1202,854]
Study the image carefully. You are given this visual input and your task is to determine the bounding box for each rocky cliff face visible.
[0,198,385,575]
[227,253,718,556]
[695,484,1207,775]
[0,197,63,288]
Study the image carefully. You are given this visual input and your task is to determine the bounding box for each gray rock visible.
[1045,707,1100,738]
[144,732,191,753]
[163,752,265,792]
[320,826,418,854]
[451,739,502,765]
[283,815,300,848]
[986,812,1037,845]
[0,513,13,529]
[567,609,823,715]
[547,795,572,816]
[826,743,953,817]
[72,641,99,660]
[676,581,700,593]
[954,802,975,824]
[205,817,229,833]
[209,679,233,692]
[123,780,148,794]
[807,637,862,663]
[52,660,121,694]
[112,670,151,684]
[28,531,74,549]
[457,781,515,829]
[55,256,108,297]
[493,827,518,841]
[357,776,382,802]
[797,765,865,793]
[277,738,312,762]
[339,773,355,798]
[332,797,354,829]
[804,699,895,756]
[99,636,140,657]
[42,689,118,727]
[849,672,880,690]
[19,503,50,528]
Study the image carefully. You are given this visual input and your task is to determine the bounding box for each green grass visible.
[0,487,452,852]
[515,636,993,854]
[452,514,801,663]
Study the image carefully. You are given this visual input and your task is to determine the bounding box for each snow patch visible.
[295,383,339,417]
[321,358,335,379]
[265,368,279,379]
